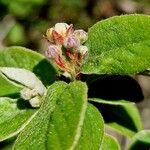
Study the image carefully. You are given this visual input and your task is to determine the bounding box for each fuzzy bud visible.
[46,23,71,44]
[29,96,41,108]
[20,88,33,100]
[46,28,54,43]
[20,88,39,100]
[54,23,69,38]
[73,30,88,44]
[45,45,61,59]
[78,45,88,55]
[64,35,80,49]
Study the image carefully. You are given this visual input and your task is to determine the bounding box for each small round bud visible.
[64,35,80,49]
[78,45,88,55]
[45,45,61,59]
[20,88,39,100]
[29,96,41,108]
[73,30,88,44]
[20,88,33,100]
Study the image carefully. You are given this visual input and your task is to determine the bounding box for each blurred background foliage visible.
[0,1,150,149]
[0,0,149,51]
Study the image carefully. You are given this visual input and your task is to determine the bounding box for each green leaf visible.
[82,14,150,74]
[76,103,104,150]
[13,81,88,150]
[100,134,120,150]
[89,99,142,137]
[0,97,37,141]
[0,46,57,86]
[128,130,150,150]
[0,73,21,97]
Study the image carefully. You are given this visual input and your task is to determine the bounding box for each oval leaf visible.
[89,99,142,137]
[76,104,104,150]
[0,46,57,86]
[100,134,120,150]
[82,14,150,74]
[128,130,150,150]
[13,81,88,150]
[0,97,37,141]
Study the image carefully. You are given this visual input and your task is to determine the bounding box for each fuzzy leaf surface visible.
[0,97,37,141]
[76,104,104,150]
[82,15,150,74]
[13,81,90,150]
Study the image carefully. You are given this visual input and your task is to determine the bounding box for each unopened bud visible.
[66,24,74,36]
[64,35,80,49]
[46,28,54,43]
[21,88,33,100]
[21,88,39,100]
[78,46,88,55]
[54,23,69,38]
[29,96,41,108]
[73,30,88,44]
[45,45,61,59]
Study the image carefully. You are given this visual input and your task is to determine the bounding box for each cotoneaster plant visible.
[0,14,150,150]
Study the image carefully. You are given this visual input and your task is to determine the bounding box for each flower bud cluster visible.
[45,23,88,79]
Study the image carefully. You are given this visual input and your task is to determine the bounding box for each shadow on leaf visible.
[17,99,33,110]
[0,136,16,150]
[129,140,150,150]
[33,59,57,87]
[81,74,144,102]
[90,101,138,132]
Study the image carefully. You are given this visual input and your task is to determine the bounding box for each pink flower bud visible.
[73,30,88,44]
[46,23,71,44]
[64,35,80,49]
[66,24,74,36]
[78,45,88,55]
[45,45,61,59]
[52,30,64,44]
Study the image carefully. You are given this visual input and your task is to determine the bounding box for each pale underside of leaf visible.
[0,67,46,96]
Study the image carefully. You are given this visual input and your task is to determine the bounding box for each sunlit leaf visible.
[82,15,150,75]
[0,97,37,141]
[100,134,120,150]
[13,81,89,150]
